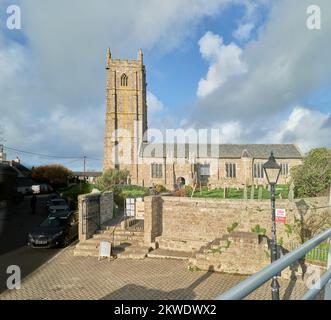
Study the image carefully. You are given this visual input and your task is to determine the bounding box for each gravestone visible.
[250,185,255,200]
[288,182,295,202]
[258,186,263,201]
[243,186,248,200]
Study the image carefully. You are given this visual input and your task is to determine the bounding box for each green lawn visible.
[189,185,289,200]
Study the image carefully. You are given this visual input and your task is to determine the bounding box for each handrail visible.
[216,227,331,300]
[109,209,127,247]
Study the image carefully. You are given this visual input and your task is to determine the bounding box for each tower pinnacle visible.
[138,48,143,63]
[106,48,112,69]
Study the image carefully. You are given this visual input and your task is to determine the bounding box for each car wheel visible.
[61,234,71,248]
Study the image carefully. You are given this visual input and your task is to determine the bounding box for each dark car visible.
[28,211,78,248]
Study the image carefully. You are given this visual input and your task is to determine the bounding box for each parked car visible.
[47,198,69,215]
[46,195,63,208]
[28,211,79,248]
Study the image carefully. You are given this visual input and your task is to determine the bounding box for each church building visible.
[103,49,302,190]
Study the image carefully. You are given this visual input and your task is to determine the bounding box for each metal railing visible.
[216,227,331,300]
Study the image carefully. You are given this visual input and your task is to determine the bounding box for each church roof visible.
[139,143,302,159]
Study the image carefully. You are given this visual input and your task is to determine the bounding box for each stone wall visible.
[78,191,114,241]
[144,195,330,252]
[100,191,114,224]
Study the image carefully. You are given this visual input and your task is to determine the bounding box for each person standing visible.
[30,194,37,215]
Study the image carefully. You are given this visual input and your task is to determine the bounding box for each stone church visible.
[103,49,302,190]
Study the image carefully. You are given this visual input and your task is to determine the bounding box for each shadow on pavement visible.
[0,196,61,294]
[101,271,213,300]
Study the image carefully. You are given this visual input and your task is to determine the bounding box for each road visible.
[0,195,61,293]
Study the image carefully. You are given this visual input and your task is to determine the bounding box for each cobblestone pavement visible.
[0,245,310,300]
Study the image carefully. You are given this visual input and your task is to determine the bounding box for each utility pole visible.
[83,156,87,175]
[80,156,87,191]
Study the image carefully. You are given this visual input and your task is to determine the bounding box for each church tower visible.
[103,48,148,183]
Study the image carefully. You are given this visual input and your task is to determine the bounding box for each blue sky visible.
[0,0,330,171]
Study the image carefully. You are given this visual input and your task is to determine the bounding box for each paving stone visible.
[0,246,310,300]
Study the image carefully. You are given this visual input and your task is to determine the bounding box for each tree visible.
[95,168,130,192]
[31,164,73,186]
[291,148,331,198]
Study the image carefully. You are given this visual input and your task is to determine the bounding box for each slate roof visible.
[17,177,36,187]
[139,143,302,159]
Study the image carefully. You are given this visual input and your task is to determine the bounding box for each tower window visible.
[121,74,128,86]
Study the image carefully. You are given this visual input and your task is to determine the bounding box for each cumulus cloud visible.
[204,106,330,153]
[233,23,255,41]
[261,107,331,152]
[197,32,247,97]
[147,92,165,114]
[0,0,237,169]
[190,0,331,152]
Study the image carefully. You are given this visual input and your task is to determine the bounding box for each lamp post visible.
[263,151,282,300]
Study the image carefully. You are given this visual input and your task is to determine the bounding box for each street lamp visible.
[263,151,282,300]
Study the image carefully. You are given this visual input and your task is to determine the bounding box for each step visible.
[148,248,194,260]
[74,248,99,257]
[96,233,145,241]
[117,246,151,260]
[77,238,145,249]
[95,230,144,238]
[93,235,145,243]
[74,242,150,259]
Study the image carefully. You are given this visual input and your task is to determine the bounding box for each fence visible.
[290,242,329,263]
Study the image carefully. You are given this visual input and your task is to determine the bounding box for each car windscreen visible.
[50,200,66,206]
[39,217,68,228]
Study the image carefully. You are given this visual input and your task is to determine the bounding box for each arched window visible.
[121,73,128,87]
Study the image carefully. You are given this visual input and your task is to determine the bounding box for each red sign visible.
[276,209,287,224]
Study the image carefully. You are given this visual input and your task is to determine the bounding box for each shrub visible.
[291,148,331,198]
[95,168,129,192]
[251,224,267,236]
[227,222,239,233]
[112,185,149,208]
[31,164,73,188]
[155,184,168,194]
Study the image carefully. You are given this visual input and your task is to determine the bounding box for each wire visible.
[4,145,82,160]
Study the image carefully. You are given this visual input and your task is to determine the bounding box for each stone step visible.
[74,242,150,259]
[92,234,144,242]
[95,230,144,237]
[117,246,152,260]
[148,248,194,260]
[76,239,145,249]
[74,247,99,257]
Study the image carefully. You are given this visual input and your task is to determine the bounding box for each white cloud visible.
[261,107,331,152]
[191,0,331,153]
[197,31,247,97]
[147,91,165,114]
[208,106,330,153]
[233,23,255,41]
[0,0,238,169]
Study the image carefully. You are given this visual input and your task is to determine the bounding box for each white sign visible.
[276,208,287,223]
[99,241,111,260]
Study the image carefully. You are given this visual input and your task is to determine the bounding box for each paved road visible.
[0,196,61,293]
[0,246,308,300]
